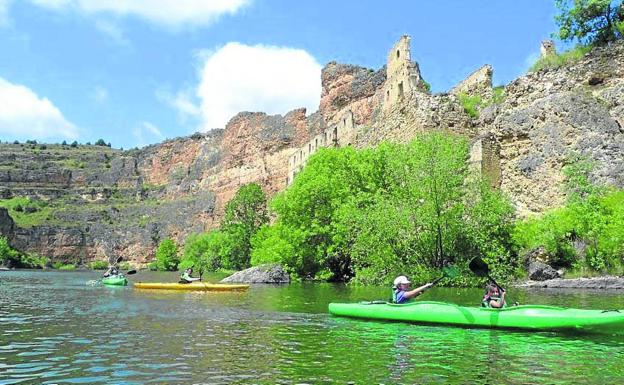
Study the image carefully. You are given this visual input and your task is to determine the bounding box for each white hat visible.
[393,276,411,286]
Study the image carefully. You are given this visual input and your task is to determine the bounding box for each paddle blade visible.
[442,265,459,279]
[469,257,489,277]
[126,270,137,275]
[115,256,123,264]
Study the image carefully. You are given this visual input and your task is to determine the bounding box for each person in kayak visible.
[179,268,201,284]
[103,266,119,278]
[482,283,506,308]
[392,276,434,304]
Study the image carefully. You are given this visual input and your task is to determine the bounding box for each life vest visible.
[179,272,192,283]
[482,294,506,308]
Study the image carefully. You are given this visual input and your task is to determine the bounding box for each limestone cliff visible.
[1,36,623,265]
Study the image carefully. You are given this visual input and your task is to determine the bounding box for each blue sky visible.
[0,0,560,149]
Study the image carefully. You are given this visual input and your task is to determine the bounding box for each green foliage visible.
[155,238,179,271]
[95,139,107,146]
[220,183,269,270]
[19,252,50,269]
[489,86,506,105]
[457,93,483,118]
[422,80,431,93]
[180,230,231,273]
[89,260,109,270]
[118,262,132,270]
[70,141,78,148]
[255,133,517,285]
[0,236,19,265]
[529,45,592,72]
[555,0,623,45]
[54,263,76,270]
[0,197,53,227]
[514,157,624,274]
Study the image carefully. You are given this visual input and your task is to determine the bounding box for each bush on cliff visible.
[155,238,179,271]
[513,156,624,274]
[0,236,20,266]
[251,133,516,285]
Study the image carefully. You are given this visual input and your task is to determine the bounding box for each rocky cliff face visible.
[0,109,315,264]
[1,38,623,264]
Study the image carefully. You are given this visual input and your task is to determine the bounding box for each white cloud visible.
[133,121,164,147]
[192,42,322,130]
[29,0,250,27]
[0,77,79,140]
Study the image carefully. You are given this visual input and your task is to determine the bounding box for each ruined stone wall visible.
[449,64,493,98]
[287,111,354,184]
[383,35,425,110]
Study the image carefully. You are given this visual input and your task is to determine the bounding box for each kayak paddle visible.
[469,256,504,292]
[430,264,459,286]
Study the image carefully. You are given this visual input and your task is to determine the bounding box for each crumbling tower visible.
[383,35,425,110]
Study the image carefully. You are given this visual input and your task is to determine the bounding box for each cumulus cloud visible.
[191,42,322,130]
[0,77,79,140]
[28,0,250,27]
[133,121,165,147]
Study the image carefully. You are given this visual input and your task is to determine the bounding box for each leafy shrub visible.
[155,238,179,271]
[513,157,624,274]
[95,139,107,146]
[89,260,109,270]
[180,231,230,273]
[0,236,19,265]
[457,92,483,118]
[54,263,76,270]
[19,253,49,269]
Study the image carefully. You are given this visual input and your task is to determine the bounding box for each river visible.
[1,270,623,384]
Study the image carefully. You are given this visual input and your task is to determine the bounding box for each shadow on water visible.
[1,270,623,384]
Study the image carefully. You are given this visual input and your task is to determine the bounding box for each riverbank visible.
[516,276,624,290]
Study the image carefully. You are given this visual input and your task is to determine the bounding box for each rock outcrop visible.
[523,247,562,281]
[220,264,290,283]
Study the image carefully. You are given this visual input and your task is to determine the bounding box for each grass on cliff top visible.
[0,197,55,227]
[457,86,506,119]
[529,45,592,73]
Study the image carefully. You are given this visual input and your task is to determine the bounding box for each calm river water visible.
[1,270,623,384]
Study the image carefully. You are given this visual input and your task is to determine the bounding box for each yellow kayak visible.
[133,282,250,291]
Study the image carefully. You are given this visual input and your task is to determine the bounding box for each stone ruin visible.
[287,35,500,187]
[540,39,556,57]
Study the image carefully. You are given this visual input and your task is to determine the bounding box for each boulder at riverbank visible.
[517,276,624,290]
[220,264,290,284]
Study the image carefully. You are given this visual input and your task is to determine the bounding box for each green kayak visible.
[328,301,624,334]
[102,275,127,286]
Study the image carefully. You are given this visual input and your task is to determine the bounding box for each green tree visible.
[555,0,623,44]
[256,133,516,284]
[95,138,107,146]
[180,231,231,273]
[155,238,179,271]
[221,183,269,270]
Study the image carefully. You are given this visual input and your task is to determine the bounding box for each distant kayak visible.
[102,275,128,286]
[328,301,624,334]
[134,282,250,291]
